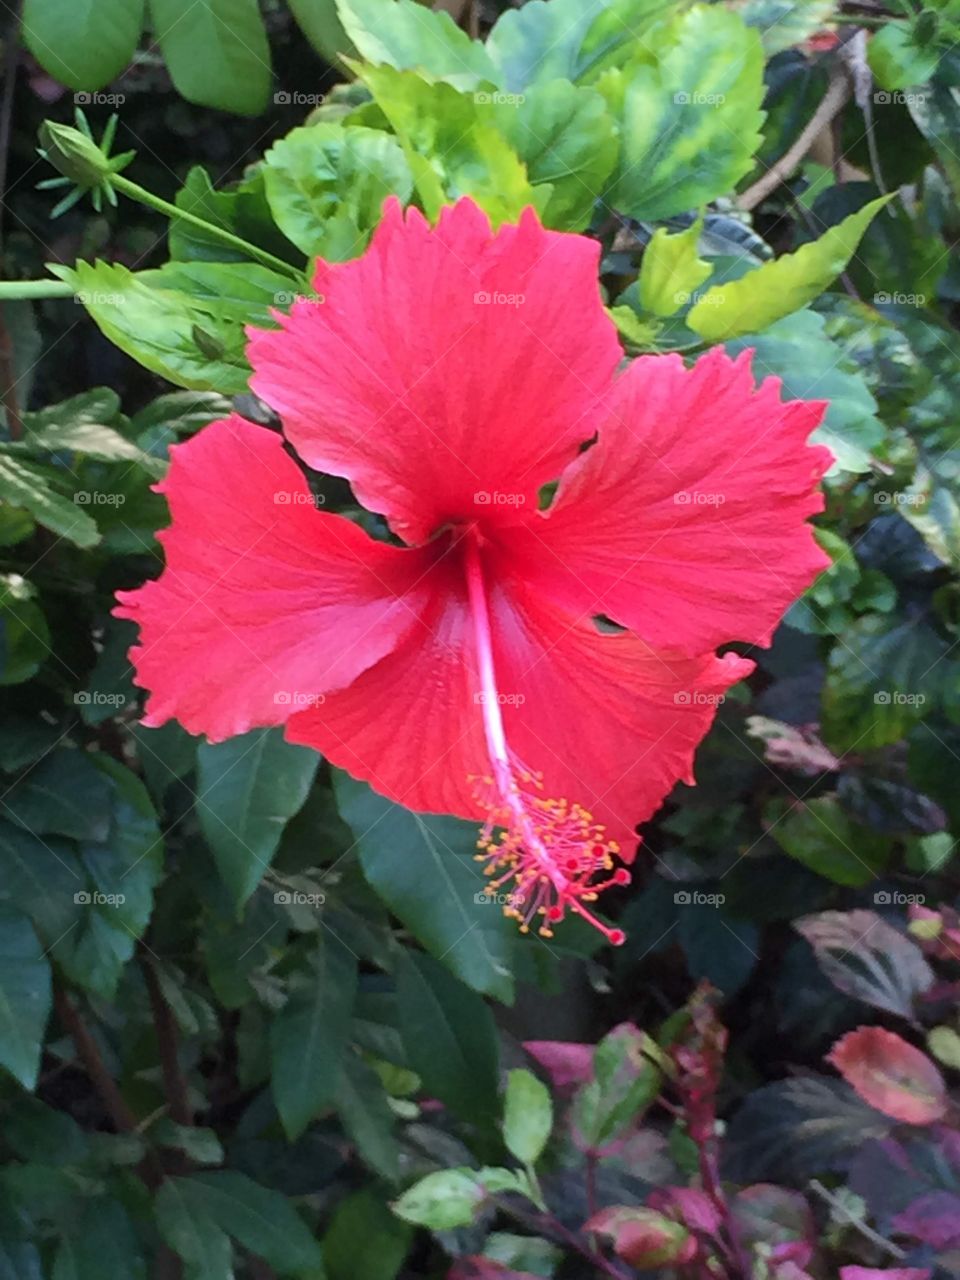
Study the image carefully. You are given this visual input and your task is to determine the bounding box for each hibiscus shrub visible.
[1,0,960,1277]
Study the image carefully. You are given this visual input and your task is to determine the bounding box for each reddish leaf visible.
[523,1040,593,1089]
[892,1190,960,1248]
[840,1269,932,1279]
[796,911,933,1018]
[827,1027,947,1125]
[585,1206,696,1267]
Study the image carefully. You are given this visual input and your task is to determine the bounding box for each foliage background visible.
[1,0,960,1277]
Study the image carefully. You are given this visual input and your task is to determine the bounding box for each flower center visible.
[463,531,628,945]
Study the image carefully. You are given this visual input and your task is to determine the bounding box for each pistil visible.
[464,530,628,944]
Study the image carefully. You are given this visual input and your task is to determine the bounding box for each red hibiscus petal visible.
[115,416,440,741]
[286,566,752,853]
[501,347,832,656]
[247,197,620,545]
[827,1026,948,1125]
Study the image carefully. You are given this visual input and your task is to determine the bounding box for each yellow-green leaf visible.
[638,218,712,317]
[687,195,893,341]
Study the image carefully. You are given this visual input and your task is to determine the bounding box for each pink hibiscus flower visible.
[117,197,831,942]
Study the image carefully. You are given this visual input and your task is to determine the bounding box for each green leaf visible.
[687,196,893,340]
[336,1055,401,1182]
[263,124,413,261]
[731,0,837,56]
[822,615,952,752]
[0,907,51,1090]
[289,0,357,65]
[196,728,320,908]
[153,1120,224,1165]
[18,418,162,475]
[599,4,765,221]
[155,1179,234,1279]
[335,774,516,1000]
[639,218,712,317]
[391,1169,486,1230]
[337,0,495,88]
[150,0,272,115]
[2,748,112,841]
[928,1025,960,1070]
[324,1189,411,1280]
[396,949,499,1127]
[868,22,939,92]
[0,455,99,548]
[22,0,144,91]
[52,1202,146,1280]
[162,1172,324,1274]
[726,310,885,473]
[57,260,257,394]
[357,64,538,227]
[493,81,618,231]
[503,1068,552,1165]
[0,576,50,686]
[486,0,668,90]
[270,934,358,1139]
[770,796,892,887]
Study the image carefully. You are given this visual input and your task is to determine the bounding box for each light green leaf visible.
[150,0,272,115]
[0,455,100,548]
[868,22,939,92]
[22,0,144,91]
[486,0,668,90]
[600,4,765,221]
[391,1169,486,1230]
[726,310,885,473]
[0,907,51,1090]
[503,1068,553,1165]
[58,261,255,394]
[493,80,618,231]
[196,728,320,908]
[396,950,499,1127]
[688,195,893,340]
[337,0,495,88]
[607,304,659,349]
[263,124,413,261]
[335,774,516,1000]
[270,934,358,1139]
[357,64,538,227]
[159,1172,324,1274]
[928,1026,960,1070]
[639,218,712,317]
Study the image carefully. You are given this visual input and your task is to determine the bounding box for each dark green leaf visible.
[324,1189,411,1280]
[270,934,358,1139]
[396,949,499,1127]
[0,907,51,1090]
[335,774,516,1000]
[197,728,319,908]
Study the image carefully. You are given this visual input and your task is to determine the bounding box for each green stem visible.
[111,174,303,281]
[0,279,75,298]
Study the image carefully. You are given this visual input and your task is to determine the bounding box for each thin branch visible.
[142,954,193,1127]
[737,70,852,212]
[53,984,140,1135]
